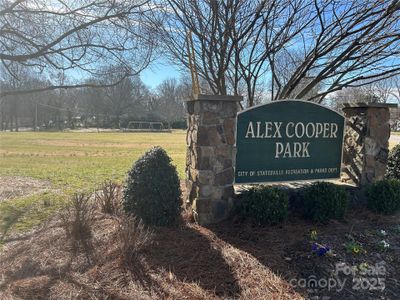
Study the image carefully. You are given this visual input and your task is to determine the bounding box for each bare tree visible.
[0,64,48,130]
[389,75,400,103]
[153,78,189,122]
[237,0,313,106]
[148,0,280,106]
[78,70,150,128]
[329,75,400,111]
[0,0,155,97]
[273,0,400,102]
[330,87,378,111]
[151,0,400,106]
[362,78,395,103]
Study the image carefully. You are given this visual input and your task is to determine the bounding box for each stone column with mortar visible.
[342,102,397,186]
[185,94,242,225]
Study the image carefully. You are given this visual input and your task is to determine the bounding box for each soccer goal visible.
[122,121,171,132]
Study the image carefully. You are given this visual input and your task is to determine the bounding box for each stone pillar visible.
[342,102,397,186]
[185,94,242,225]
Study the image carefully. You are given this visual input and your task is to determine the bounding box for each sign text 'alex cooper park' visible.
[235,100,345,184]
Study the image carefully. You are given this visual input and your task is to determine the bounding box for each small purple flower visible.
[312,243,318,251]
[312,243,331,257]
[317,247,327,256]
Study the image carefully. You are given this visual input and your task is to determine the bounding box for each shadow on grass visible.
[0,192,65,239]
[0,204,26,237]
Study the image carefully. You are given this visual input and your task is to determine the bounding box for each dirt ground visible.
[0,176,52,202]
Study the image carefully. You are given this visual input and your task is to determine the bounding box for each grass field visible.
[0,130,399,236]
[0,130,186,235]
[0,130,186,188]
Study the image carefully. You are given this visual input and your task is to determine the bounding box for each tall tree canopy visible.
[0,0,154,96]
[150,0,400,106]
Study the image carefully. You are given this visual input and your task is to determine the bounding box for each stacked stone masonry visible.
[186,99,394,224]
[342,103,395,185]
[185,95,242,224]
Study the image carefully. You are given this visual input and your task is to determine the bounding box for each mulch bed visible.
[210,209,400,300]
[0,206,399,299]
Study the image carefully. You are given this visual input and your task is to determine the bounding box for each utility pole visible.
[34,102,38,131]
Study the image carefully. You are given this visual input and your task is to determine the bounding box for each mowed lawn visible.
[0,130,186,235]
[0,130,186,188]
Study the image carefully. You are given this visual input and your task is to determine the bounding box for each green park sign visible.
[235,100,345,184]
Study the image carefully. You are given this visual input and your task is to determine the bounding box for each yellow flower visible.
[310,230,318,241]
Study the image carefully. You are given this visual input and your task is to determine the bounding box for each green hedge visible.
[303,182,347,223]
[386,144,400,179]
[122,147,181,226]
[367,179,400,215]
[240,186,288,226]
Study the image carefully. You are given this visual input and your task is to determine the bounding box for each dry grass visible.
[0,176,52,202]
[95,180,122,215]
[117,215,153,265]
[60,193,95,258]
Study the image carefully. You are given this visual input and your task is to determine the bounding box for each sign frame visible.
[234,99,345,184]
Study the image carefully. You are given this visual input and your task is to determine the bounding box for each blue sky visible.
[140,59,181,89]
[138,57,399,103]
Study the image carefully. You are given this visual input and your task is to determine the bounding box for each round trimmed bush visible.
[240,186,288,226]
[386,144,400,179]
[367,179,400,215]
[303,182,347,223]
[122,146,181,226]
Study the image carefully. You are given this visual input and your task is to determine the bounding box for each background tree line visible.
[0,0,399,130]
[0,68,190,131]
